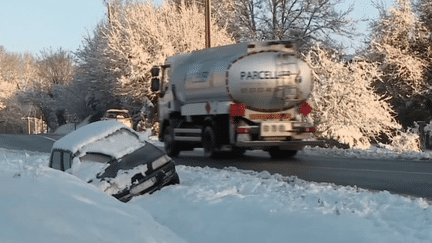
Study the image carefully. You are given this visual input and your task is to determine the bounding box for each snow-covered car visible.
[49,121,179,202]
[101,109,134,129]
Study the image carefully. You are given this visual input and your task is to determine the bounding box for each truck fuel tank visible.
[226,51,313,112]
[166,41,313,112]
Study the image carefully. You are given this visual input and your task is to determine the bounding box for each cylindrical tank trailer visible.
[151,41,323,159]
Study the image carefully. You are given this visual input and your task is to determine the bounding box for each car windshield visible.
[79,153,113,163]
[106,111,130,118]
[80,128,143,159]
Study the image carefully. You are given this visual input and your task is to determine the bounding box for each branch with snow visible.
[103,0,234,105]
[305,44,402,149]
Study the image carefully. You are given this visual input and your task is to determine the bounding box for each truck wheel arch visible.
[203,116,216,130]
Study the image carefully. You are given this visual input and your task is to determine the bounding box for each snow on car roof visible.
[79,128,144,159]
[52,121,138,155]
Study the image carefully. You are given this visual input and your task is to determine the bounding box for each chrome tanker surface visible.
[227,51,313,111]
[165,41,313,111]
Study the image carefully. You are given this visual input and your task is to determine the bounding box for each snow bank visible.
[0,149,186,243]
[133,165,432,243]
[1,149,431,243]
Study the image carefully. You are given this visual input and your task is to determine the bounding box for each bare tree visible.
[36,47,75,87]
[415,0,432,32]
[172,0,242,40]
[225,0,356,51]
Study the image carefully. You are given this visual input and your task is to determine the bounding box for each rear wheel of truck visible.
[231,147,246,157]
[268,147,297,159]
[202,126,219,158]
[164,126,180,157]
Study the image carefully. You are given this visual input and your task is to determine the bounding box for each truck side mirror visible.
[151,67,160,77]
[151,78,160,92]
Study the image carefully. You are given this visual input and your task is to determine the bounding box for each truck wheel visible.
[202,126,218,158]
[268,147,297,159]
[164,126,180,157]
[231,147,246,157]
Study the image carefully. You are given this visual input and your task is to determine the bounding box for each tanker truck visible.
[150,40,324,159]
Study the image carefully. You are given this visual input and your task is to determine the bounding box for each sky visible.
[0,0,396,55]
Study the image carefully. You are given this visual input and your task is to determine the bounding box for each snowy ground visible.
[1,144,431,242]
[300,145,432,161]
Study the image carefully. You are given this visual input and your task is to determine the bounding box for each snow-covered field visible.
[1,145,431,243]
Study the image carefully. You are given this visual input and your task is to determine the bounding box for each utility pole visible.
[107,2,112,25]
[205,0,211,48]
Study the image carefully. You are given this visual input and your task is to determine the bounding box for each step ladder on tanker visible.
[275,53,301,105]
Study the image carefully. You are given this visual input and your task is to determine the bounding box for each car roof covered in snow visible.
[52,121,137,155]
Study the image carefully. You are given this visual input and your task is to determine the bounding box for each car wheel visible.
[268,147,297,159]
[202,126,218,158]
[164,126,180,157]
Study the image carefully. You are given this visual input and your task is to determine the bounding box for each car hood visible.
[70,143,168,195]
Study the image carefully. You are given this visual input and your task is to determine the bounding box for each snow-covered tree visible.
[0,50,22,111]
[103,0,234,106]
[305,44,402,149]
[367,0,432,129]
[74,22,120,118]
[14,48,78,131]
[0,49,40,132]
[74,0,234,124]
[369,0,431,100]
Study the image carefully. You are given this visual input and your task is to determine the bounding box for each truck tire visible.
[231,147,246,157]
[202,126,218,158]
[164,126,180,157]
[268,147,297,159]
